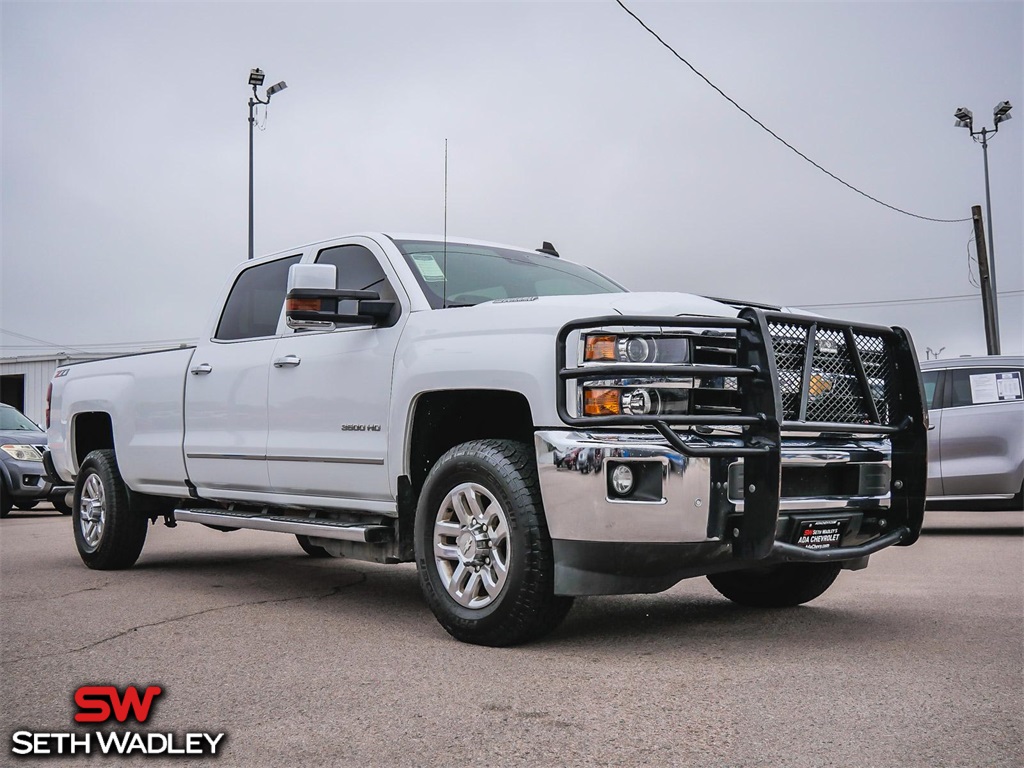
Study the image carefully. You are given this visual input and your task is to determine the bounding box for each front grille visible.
[669,324,897,427]
[768,322,896,425]
[769,322,810,420]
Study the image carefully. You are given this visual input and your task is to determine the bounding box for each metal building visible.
[0,354,106,425]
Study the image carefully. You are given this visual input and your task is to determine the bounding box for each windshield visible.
[0,405,41,432]
[394,240,625,309]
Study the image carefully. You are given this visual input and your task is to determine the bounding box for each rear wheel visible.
[707,562,842,608]
[73,449,148,570]
[414,439,573,646]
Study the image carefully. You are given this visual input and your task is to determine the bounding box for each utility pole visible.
[972,205,1000,355]
[954,101,1012,352]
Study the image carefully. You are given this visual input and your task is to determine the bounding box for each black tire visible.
[15,500,39,511]
[1009,480,1024,512]
[52,496,73,515]
[0,483,11,518]
[73,449,148,570]
[707,562,843,608]
[296,534,332,558]
[414,439,573,647]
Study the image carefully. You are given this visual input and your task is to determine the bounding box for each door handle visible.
[274,355,301,368]
[190,363,213,375]
[927,424,936,431]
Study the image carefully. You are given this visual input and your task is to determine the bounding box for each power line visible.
[0,328,90,355]
[614,0,972,224]
[799,289,1024,309]
[0,327,195,355]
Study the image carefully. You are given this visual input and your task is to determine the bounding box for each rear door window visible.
[215,255,301,341]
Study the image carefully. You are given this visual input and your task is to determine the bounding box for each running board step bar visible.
[173,509,393,544]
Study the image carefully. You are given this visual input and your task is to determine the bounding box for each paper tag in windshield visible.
[412,253,446,282]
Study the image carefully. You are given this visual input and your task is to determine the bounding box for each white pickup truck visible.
[46,233,928,645]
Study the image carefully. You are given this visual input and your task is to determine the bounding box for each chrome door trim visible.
[187,453,384,465]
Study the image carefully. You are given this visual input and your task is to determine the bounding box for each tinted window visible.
[216,255,301,340]
[315,245,397,302]
[949,368,1024,408]
[394,240,624,309]
[921,371,940,409]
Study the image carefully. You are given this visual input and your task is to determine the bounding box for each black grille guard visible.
[555,307,928,558]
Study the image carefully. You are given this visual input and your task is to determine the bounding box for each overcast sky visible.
[2,1,1021,360]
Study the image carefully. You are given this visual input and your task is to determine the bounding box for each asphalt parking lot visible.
[1,505,1021,768]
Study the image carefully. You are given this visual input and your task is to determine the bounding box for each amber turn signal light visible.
[286,298,322,312]
[584,334,617,362]
[584,388,621,416]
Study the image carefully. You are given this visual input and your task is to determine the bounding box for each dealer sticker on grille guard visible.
[794,519,847,550]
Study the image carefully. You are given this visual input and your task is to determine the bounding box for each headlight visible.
[583,386,686,416]
[583,334,690,364]
[579,333,694,417]
[1,444,44,462]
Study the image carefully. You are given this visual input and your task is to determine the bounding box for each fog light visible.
[610,464,635,496]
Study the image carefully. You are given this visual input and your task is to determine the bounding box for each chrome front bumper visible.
[535,429,894,545]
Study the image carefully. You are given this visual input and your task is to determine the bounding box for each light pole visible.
[248,68,288,260]
[954,101,1012,352]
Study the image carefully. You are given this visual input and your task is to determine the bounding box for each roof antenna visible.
[537,241,559,258]
[442,138,448,309]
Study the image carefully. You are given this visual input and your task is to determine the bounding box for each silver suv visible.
[920,355,1024,510]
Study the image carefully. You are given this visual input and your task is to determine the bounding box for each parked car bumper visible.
[2,456,59,502]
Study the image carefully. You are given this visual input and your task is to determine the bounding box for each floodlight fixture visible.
[953,106,973,128]
[993,100,1012,125]
[247,68,289,260]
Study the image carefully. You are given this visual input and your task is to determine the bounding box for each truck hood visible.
[403,291,819,343]
[447,291,742,326]
[0,428,46,446]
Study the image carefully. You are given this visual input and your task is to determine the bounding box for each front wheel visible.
[0,484,11,518]
[296,534,332,558]
[414,439,573,646]
[73,449,148,570]
[15,500,39,511]
[707,562,842,608]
